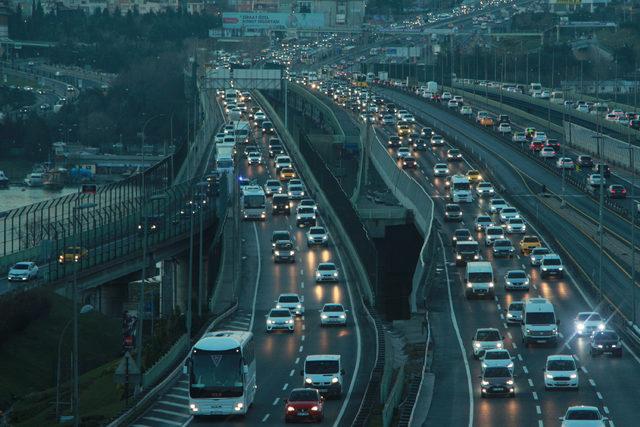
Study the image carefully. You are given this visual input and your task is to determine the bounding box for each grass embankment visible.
[0,289,124,426]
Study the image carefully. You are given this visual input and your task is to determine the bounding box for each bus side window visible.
[244,338,255,365]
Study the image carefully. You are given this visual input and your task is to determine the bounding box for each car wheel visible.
[480,392,486,398]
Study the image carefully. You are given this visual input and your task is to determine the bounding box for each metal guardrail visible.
[382,363,405,427]
[106,301,238,427]
[406,313,432,426]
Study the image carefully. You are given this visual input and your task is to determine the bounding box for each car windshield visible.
[594,332,618,341]
[305,360,339,374]
[455,230,470,237]
[478,216,491,222]
[279,296,300,303]
[502,208,516,214]
[298,207,314,214]
[495,241,511,247]
[577,313,601,322]
[479,183,491,188]
[484,367,510,378]
[323,305,344,312]
[271,310,291,317]
[508,271,526,279]
[447,206,461,212]
[273,232,290,241]
[525,312,555,325]
[523,237,538,243]
[532,248,549,255]
[13,264,29,270]
[544,258,561,266]
[509,303,524,311]
[310,228,325,235]
[547,360,575,371]
[485,351,509,360]
[318,264,335,271]
[276,242,293,250]
[509,219,524,224]
[566,410,599,420]
[476,330,500,341]
[289,389,319,402]
[492,199,505,205]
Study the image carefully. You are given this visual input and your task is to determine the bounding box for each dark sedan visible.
[590,330,623,357]
[481,366,515,397]
[608,184,627,199]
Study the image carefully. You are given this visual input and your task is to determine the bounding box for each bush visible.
[0,290,51,348]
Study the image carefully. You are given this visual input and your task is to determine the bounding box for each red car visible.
[285,388,324,423]
[545,139,561,151]
[529,141,544,151]
[608,184,627,199]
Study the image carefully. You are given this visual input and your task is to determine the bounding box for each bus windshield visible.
[244,194,265,208]
[190,349,244,398]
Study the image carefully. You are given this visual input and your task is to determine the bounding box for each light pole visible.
[56,305,93,422]
[631,142,637,324]
[136,113,169,377]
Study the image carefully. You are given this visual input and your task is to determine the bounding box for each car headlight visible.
[496,342,503,348]
[276,304,282,309]
[481,380,489,386]
[274,251,281,256]
[311,405,319,411]
[506,379,514,385]
[576,323,584,331]
[507,313,513,318]
[489,282,494,288]
[289,251,295,256]
[321,314,328,319]
[286,319,293,324]
[467,282,472,288]
[597,344,603,348]
[558,267,563,270]
[234,402,244,411]
[339,314,346,319]
[305,377,313,384]
[287,406,296,412]
[456,255,462,259]
[267,319,273,324]
[331,377,339,383]
[296,304,302,308]
[507,362,514,369]
[333,272,338,277]
[545,373,553,379]
[542,267,548,271]
[570,373,577,379]
[474,342,481,348]
[190,403,199,412]
[597,323,605,330]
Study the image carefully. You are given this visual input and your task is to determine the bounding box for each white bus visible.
[451,174,472,203]
[185,330,256,416]
[241,185,267,220]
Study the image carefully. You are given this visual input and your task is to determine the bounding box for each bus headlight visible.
[305,377,313,384]
[331,377,339,383]
[190,403,199,412]
[234,402,244,411]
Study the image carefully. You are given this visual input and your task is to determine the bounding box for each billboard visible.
[222,12,325,30]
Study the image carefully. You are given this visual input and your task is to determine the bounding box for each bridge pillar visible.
[160,259,177,318]
[97,281,128,317]
[175,254,190,314]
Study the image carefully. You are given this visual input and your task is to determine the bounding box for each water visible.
[0,186,76,212]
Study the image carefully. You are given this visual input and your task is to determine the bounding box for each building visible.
[548,0,610,14]
[223,0,366,36]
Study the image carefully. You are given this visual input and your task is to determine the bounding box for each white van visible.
[451,175,472,203]
[301,355,345,398]
[550,91,564,104]
[465,261,494,298]
[521,298,559,347]
[223,89,237,105]
[529,83,542,95]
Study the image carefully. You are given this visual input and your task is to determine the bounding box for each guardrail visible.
[406,312,432,426]
[381,363,406,427]
[452,81,640,141]
[289,83,346,144]
[106,301,238,427]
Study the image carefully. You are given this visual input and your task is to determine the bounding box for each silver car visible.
[530,247,551,266]
[504,270,530,290]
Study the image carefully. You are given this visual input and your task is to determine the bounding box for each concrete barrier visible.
[253,90,375,305]
[142,334,188,389]
[565,121,640,172]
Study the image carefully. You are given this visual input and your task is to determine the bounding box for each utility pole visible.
[595,132,605,301]
[198,200,203,317]
[631,141,637,324]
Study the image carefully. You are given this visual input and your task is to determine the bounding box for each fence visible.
[565,122,640,172]
[381,363,406,427]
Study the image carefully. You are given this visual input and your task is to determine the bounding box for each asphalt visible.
[131,96,372,427]
[316,84,640,427]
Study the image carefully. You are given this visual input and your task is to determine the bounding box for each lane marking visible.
[273,398,280,406]
[282,383,288,391]
[522,366,528,374]
[538,420,544,427]
[596,392,603,400]
[589,379,596,387]
[581,366,588,374]
[536,405,541,415]
[532,391,538,400]
[507,332,513,339]
[289,369,295,377]
[512,342,518,350]
[302,335,305,342]
[439,234,474,427]
[262,414,271,422]
[528,379,534,387]
[503,322,508,329]
[299,346,303,353]
[248,223,262,332]
[517,354,523,362]
[604,406,610,414]
[295,357,300,364]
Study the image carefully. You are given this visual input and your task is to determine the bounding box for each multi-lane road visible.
[131,93,373,427]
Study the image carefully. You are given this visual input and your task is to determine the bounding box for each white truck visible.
[377,71,389,82]
[427,81,438,94]
[521,298,559,347]
[465,261,494,298]
[450,174,473,203]
[215,142,235,175]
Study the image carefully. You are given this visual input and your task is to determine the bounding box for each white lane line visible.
[507,332,513,339]
[151,409,189,418]
[517,354,523,362]
[332,230,362,427]
[273,398,280,406]
[589,379,596,387]
[521,263,526,269]
[500,313,505,320]
[497,303,501,310]
[581,366,588,374]
[301,281,305,289]
[302,335,305,341]
[528,379,534,387]
[282,383,288,391]
[295,357,300,364]
[289,369,295,377]
[538,420,544,427]
[532,391,539,400]
[439,235,474,427]
[494,296,499,302]
[158,400,188,409]
[536,405,541,415]
[302,324,306,331]
[300,268,304,275]
[141,417,182,426]
[512,342,518,350]
[522,366,528,374]
[596,392,603,400]
[299,346,303,353]
[503,322,508,329]
[603,406,610,414]
[262,414,271,422]
[558,332,564,339]
[248,223,262,332]
[574,354,580,362]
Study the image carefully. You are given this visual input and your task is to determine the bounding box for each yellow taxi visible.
[58,246,89,264]
[519,235,541,255]
[279,167,297,181]
[466,170,482,183]
[480,116,494,127]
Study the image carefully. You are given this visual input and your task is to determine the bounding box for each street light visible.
[56,304,93,422]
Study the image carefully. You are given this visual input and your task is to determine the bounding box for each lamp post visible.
[56,304,93,422]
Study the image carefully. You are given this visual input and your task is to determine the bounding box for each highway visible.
[308,76,640,426]
[132,92,372,427]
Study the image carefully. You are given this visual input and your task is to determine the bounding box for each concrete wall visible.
[565,122,640,172]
